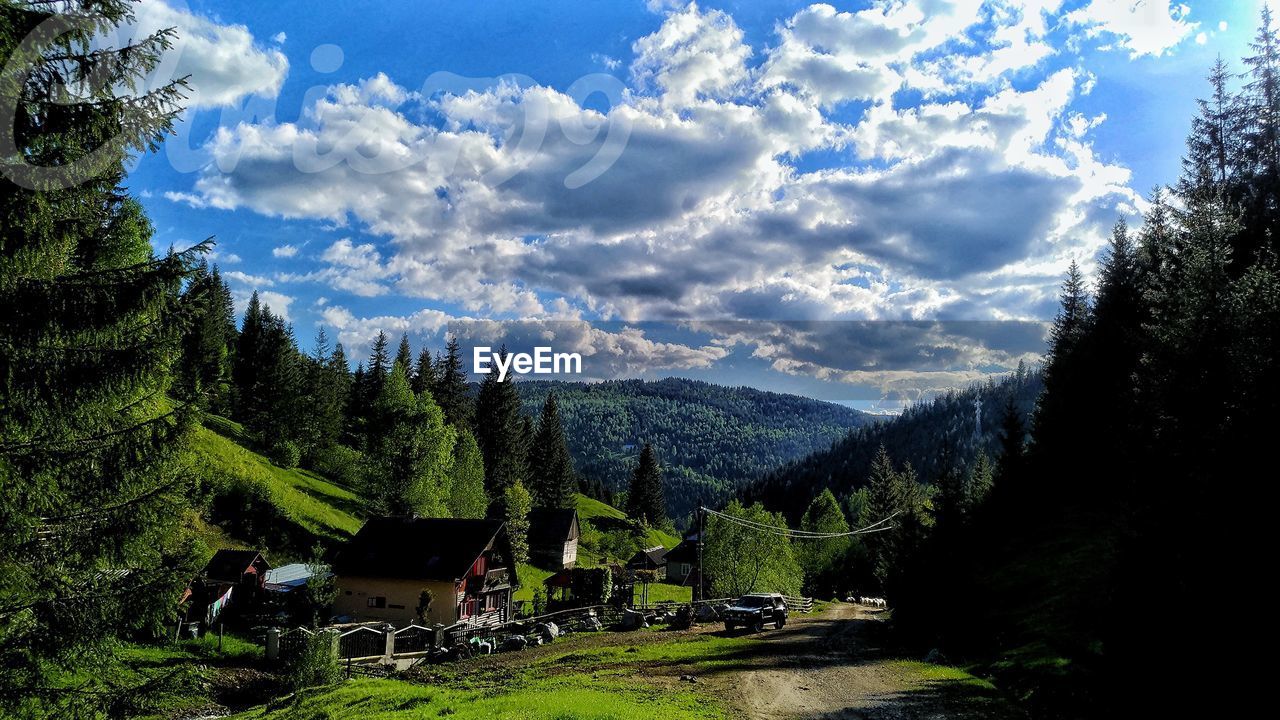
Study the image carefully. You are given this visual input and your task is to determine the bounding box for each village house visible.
[663,536,698,585]
[332,517,517,627]
[526,508,580,569]
[626,546,668,581]
[184,549,270,626]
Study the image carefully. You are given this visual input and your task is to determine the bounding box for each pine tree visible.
[1242,5,1280,259]
[528,393,577,508]
[625,443,666,525]
[434,335,474,429]
[300,328,346,458]
[0,2,199,713]
[966,451,994,513]
[995,397,1026,485]
[363,365,456,517]
[412,347,437,397]
[1182,57,1244,193]
[474,348,528,506]
[233,291,266,421]
[367,330,391,398]
[448,428,488,519]
[394,333,413,375]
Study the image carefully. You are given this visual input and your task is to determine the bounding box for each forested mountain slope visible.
[743,368,1043,520]
[515,378,873,519]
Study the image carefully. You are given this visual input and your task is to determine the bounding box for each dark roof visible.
[203,550,267,583]
[333,517,507,581]
[527,508,578,546]
[664,539,698,564]
[628,546,668,567]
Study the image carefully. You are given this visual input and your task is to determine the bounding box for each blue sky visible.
[119,0,1265,410]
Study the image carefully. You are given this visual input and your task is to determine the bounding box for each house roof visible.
[333,517,508,581]
[628,546,668,567]
[527,508,579,546]
[664,538,698,564]
[264,563,328,592]
[203,549,267,583]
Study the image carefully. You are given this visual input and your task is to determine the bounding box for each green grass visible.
[190,423,363,556]
[230,675,726,719]
[888,661,997,689]
[514,562,555,603]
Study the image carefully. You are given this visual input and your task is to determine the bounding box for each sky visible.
[113,0,1265,411]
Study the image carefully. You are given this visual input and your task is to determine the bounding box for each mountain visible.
[515,378,874,521]
[743,368,1043,520]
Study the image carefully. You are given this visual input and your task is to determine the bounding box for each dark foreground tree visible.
[0,2,202,714]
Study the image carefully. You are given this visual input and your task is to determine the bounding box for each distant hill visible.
[742,369,1044,520]
[516,378,873,521]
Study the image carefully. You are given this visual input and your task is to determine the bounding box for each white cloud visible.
[272,244,299,258]
[1066,0,1197,58]
[272,31,287,44]
[121,0,288,109]
[169,0,1150,375]
[630,2,752,106]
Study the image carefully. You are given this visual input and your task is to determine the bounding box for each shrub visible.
[283,630,342,691]
[310,444,363,487]
[269,439,301,469]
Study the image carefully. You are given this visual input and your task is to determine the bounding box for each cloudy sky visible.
[120,0,1262,410]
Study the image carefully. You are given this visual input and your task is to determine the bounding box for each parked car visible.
[723,593,787,632]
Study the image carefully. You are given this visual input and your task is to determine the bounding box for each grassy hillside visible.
[188,416,363,560]
[518,378,871,520]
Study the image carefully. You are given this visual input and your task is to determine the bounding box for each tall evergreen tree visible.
[299,327,346,458]
[412,347,437,397]
[474,348,527,508]
[434,335,473,429]
[1181,57,1244,193]
[232,291,266,420]
[528,393,577,508]
[394,332,413,375]
[367,330,391,398]
[625,443,666,525]
[0,2,200,713]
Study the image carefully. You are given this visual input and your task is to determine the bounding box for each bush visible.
[268,439,301,469]
[570,567,612,606]
[310,444,363,487]
[283,630,342,691]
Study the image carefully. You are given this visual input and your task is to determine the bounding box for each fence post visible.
[382,623,396,663]
[265,627,280,661]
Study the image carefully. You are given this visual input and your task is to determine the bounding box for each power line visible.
[700,506,898,539]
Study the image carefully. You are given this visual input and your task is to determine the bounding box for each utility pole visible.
[695,503,705,603]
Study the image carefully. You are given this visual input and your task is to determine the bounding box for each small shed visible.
[627,546,668,581]
[527,508,580,569]
[264,563,328,593]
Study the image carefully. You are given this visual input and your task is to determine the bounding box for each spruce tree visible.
[233,291,266,421]
[474,348,528,507]
[300,327,346,458]
[625,443,666,525]
[412,347,437,397]
[434,335,473,429]
[529,393,577,508]
[0,1,200,713]
[394,332,413,375]
[367,330,391,398]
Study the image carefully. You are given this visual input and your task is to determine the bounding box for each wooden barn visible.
[527,508,580,569]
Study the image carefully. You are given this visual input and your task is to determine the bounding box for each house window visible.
[367,596,386,609]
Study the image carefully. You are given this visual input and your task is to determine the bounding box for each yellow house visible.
[332,517,517,627]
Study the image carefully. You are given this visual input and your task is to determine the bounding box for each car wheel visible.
[724,622,735,632]
[751,619,765,633]
[775,617,785,629]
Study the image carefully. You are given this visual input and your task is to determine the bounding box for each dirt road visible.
[722,604,1022,720]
